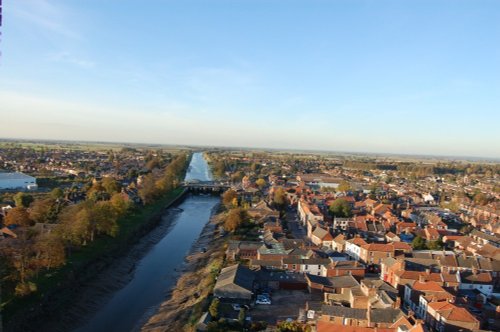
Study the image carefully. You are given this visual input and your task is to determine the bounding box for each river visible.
[74,152,219,332]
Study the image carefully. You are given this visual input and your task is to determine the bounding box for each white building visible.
[333,217,353,231]
[344,237,367,261]
[0,172,37,190]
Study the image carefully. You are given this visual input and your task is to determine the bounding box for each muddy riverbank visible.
[141,207,226,332]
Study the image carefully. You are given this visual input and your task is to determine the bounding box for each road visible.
[285,207,307,241]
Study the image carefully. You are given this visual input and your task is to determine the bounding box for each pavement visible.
[249,290,321,324]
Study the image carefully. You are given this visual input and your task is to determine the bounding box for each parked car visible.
[255,297,271,304]
[256,295,271,305]
[232,304,242,311]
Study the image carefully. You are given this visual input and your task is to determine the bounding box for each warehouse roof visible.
[0,172,36,181]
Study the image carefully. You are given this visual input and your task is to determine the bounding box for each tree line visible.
[0,153,189,298]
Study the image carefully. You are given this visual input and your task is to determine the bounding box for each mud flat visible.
[141,209,226,332]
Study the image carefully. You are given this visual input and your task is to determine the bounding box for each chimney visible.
[425,268,431,275]
[393,296,402,309]
[419,274,426,283]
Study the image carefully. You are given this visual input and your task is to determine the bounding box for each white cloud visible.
[10,0,80,39]
[47,52,95,68]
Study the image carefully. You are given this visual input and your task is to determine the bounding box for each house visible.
[321,260,366,278]
[423,193,435,204]
[459,270,494,298]
[470,229,500,248]
[403,281,454,319]
[332,234,346,252]
[263,219,283,233]
[256,242,290,262]
[225,241,262,261]
[373,204,391,217]
[426,301,480,332]
[247,201,279,219]
[333,217,353,231]
[282,257,331,275]
[305,274,359,294]
[345,237,368,261]
[298,199,324,227]
[386,232,401,242]
[424,227,441,242]
[359,243,412,265]
[213,264,255,301]
[319,305,405,328]
[316,320,426,332]
[396,222,417,235]
[311,227,334,248]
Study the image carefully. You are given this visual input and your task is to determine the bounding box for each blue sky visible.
[1,0,499,158]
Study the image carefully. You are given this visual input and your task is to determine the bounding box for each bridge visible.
[182,180,231,193]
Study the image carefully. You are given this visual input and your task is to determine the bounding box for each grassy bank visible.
[2,187,187,330]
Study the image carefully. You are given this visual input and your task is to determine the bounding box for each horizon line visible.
[1,136,499,163]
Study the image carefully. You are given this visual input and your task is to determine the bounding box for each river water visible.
[74,152,218,332]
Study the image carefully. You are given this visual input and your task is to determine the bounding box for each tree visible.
[87,181,110,202]
[231,171,245,183]
[29,198,55,224]
[102,177,121,195]
[92,201,119,238]
[138,174,159,205]
[411,236,427,250]
[256,178,267,189]
[222,189,238,208]
[110,193,133,216]
[273,187,287,209]
[337,181,352,192]
[33,232,66,270]
[60,205,92,245]
[231,197,239,208]
[50,188,64,200]
[238,308,246,324]
[209,298,220,319]
[155,176,173,193]
[5,207,33,227]
[13,192,34,208]
[277,321,311,332]
[224,208,246,232]
[427,239,444,250]
[329,199,352,218]
[473,192,489,205]
[212,160,226,179]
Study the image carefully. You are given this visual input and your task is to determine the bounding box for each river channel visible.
[74,152,218,332]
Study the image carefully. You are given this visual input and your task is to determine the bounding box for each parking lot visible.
[249,289,321,324]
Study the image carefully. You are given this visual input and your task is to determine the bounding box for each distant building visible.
[0,172,37,190]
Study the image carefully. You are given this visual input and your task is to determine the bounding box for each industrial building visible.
[0,172,38,190]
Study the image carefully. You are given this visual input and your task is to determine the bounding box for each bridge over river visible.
[182,180,231,193]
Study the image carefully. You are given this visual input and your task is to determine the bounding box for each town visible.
[194,150,499,332]
[1,141,498,332]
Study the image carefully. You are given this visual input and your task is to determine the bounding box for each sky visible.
[1,0,499,158]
